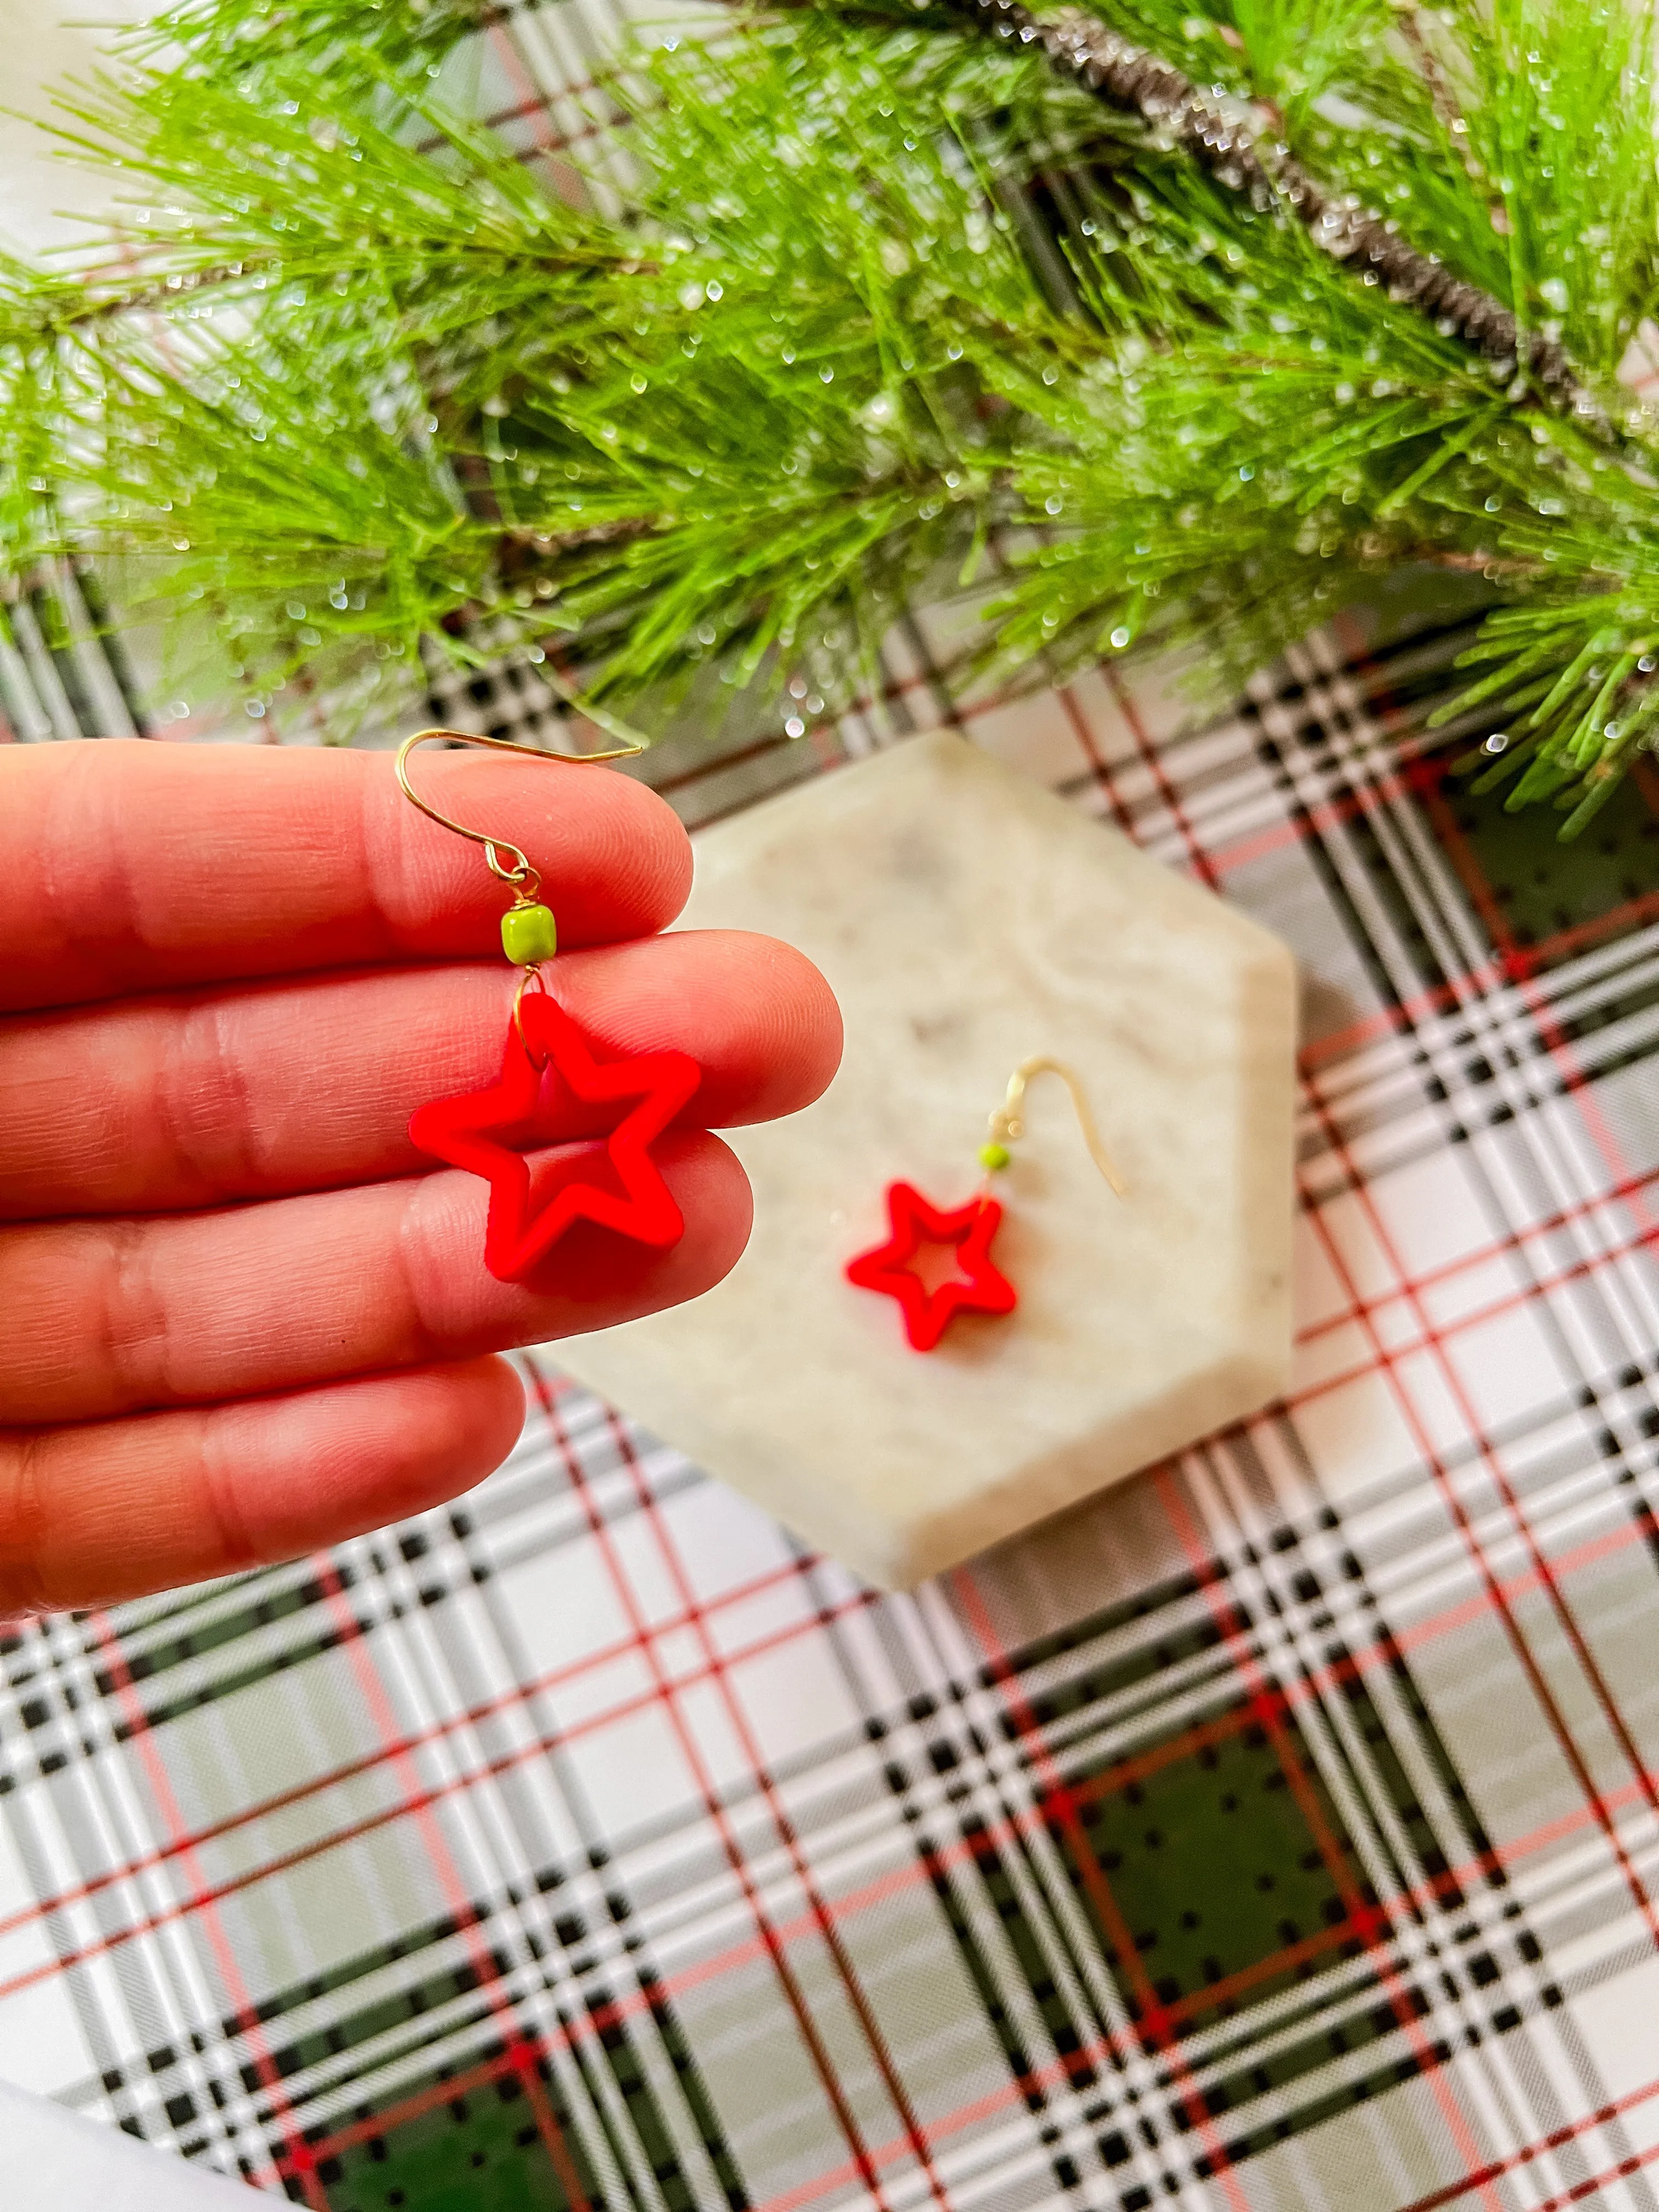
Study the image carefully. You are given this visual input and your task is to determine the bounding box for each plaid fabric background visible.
[4,7,1659,2209]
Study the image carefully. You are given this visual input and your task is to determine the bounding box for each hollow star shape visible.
[845,1180,1018,1352]
[408,992,701,1283]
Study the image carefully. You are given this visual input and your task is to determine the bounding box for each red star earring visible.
[845,1057,1126,1352]
[397,727,699,1285]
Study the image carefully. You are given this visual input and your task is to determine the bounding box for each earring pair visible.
[389,732,1126,1338]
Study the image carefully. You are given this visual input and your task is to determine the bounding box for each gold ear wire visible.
[394,721,646,900]
[986,1056,1127,1197]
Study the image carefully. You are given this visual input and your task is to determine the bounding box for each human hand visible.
[0,740,840,1614]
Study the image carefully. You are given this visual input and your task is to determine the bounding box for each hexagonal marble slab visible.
[556,730,1298,1589]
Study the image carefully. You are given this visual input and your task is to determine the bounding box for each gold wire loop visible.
[988,1056,1127,1198]
[487,842,538,896]
[394,723,646,900]
[512,964,552,1066]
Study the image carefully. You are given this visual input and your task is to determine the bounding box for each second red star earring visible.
[845,1057,1126,1351]
[399,728,700,1283]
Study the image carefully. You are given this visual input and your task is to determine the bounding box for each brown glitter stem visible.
[942,0,1609,431]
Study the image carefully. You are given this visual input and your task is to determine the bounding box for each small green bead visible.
[979,1141,1012,1172]
[501,902,558,966]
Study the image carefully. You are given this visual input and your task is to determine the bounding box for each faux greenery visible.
[4,0,1659,831]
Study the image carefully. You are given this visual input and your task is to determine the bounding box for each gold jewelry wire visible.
[988,1056,1127,1198]
[512,964,553,1069]
[394,723,645,902]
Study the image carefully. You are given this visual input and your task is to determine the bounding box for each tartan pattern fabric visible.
[4,612,1658,2212]
[4,5,1659,2209]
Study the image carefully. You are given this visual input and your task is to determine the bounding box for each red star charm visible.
[408,993,700,1283]
[845,1180,1018,1351]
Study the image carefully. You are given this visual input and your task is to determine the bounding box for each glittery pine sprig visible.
[941,0,1606,428]
[5,0,1657,836]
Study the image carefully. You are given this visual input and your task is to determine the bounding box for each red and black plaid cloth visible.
[2,6,1659,2208]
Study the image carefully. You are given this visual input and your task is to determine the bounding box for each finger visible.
[0,931,840,1217]
[0,1132,751,1425]
[2,739,692,1013]
[0,1358,527,1615]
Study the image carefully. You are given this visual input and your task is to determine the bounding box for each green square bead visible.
[501,901,558,965]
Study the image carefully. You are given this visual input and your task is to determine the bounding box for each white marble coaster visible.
[557,731,1298,1588]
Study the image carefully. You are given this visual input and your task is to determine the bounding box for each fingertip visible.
[605,770,696,934]
[217,1357,528,1559]
[0,1358,532,1614]
[388,1353,528,1487]
[547,930,842,1130]
[739,934,843,1122]
[3,743,701,1012]
[678,1127,755,1285]
[505,1128,754,1316]
[382,752,694,950]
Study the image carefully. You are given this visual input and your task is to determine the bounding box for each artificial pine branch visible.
[3,0,1658,837]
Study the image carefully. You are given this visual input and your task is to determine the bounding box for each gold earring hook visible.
[987,1056,1127,1197]
[394,722,645,900]
[512,962,552,1068]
